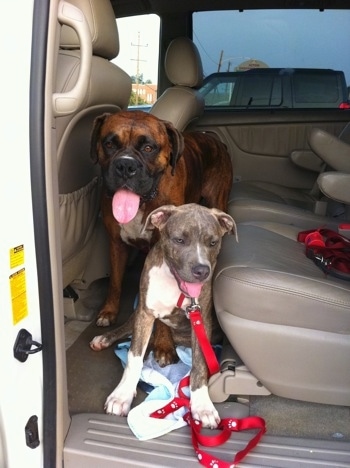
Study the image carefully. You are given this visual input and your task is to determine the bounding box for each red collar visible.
[177,292,187,309]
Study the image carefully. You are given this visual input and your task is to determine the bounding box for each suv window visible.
[193,9,350,110]
[292,72,341,105]
[199,74,238,106]
[235,73,283,107]
[199,68,348,109]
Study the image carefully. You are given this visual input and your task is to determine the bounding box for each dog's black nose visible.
[115,157,138,179]
[191,264,210,281]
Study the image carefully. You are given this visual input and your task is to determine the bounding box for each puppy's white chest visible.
[146,263,190,318]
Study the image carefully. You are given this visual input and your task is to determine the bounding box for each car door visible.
[0,1,59,466]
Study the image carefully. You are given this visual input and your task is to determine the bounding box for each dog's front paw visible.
[153,345,179,367]
[96,309,117,327]
[104,387,135,416]
[191,387,220,429]
[90,335,112,351]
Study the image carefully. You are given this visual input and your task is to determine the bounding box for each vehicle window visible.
[292,73,340,105]
[112,14,160,108]
[193,9,350,109]
[200,75,238,106]
[235,75,283,108]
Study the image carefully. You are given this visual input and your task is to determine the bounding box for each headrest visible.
[60,0,119,60]
[165,37,203,88]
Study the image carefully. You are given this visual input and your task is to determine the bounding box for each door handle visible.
[52,0,92,116]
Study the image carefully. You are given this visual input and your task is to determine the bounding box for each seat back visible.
[150,37,204,131]
[55,0,131,290]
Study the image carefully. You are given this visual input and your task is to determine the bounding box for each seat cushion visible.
[229,181,316,205]
[215,221,350,333]
[213,221,350,404]
[227,181,342,228]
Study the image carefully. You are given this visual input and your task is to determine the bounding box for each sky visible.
[193,10,350,84]
[113,10,350,86]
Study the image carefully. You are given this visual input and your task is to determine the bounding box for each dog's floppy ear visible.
[143,204,178,232]
[90,113,111,163]
[212,209,238,242]
[163,120,185,174]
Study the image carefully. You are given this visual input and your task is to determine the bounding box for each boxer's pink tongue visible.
[112,189,140,224]
[180,280,203,298]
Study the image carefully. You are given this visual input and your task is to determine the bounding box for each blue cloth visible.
[115,339,222,440]
[115,341,192,401]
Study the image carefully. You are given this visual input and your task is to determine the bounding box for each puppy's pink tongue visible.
[180,281,203,298]
[112,189,140,224]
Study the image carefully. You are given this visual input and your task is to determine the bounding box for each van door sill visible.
[64,412,350,467]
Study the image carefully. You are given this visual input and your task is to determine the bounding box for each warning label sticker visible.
[10,244,25,269]
[10,267,28,325]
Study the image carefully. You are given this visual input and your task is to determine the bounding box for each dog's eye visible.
[210,240,218,247]
[144,145,153,153]
[104,141,116,150]
[174,237,184,244]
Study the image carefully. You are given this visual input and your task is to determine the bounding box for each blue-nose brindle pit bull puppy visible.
[90,203,237,428]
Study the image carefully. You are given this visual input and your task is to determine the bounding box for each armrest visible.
[309,128,350,172]
[317,172,350,204]
[290,150,324,172]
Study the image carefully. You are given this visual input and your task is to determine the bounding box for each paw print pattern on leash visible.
[209,460,220,468]
[227,419,237,429]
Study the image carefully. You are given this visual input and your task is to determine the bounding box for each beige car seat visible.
[54,0,131,316]
[210,171,350,406]
[228,123,350,228]
[150,37,204,131]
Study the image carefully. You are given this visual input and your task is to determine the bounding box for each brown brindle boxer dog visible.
[91,111,233,365]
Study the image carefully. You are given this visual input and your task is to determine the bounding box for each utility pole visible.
[217,50,224,72]
[131,32,148,105]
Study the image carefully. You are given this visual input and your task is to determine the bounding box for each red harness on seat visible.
[149,293,266,467]
[298,228,350,280]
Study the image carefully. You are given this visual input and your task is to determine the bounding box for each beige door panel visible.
[193,114,347,190]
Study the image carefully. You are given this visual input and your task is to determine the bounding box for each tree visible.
[131,73,145,84]
[129,91,148,106]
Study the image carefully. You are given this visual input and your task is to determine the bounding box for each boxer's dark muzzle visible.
[115,156,139,180]
[103,155,162,201]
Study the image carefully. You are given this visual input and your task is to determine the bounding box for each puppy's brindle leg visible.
[188,296,220,429]
[104,307,155,416]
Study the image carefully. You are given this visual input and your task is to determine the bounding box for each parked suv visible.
[199,68,350,109]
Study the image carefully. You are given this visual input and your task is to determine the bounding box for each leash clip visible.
[313,252,331,268]
[186,297,201,318]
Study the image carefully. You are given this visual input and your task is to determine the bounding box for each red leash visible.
[149,293,266,467]
[177,293,220,375]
